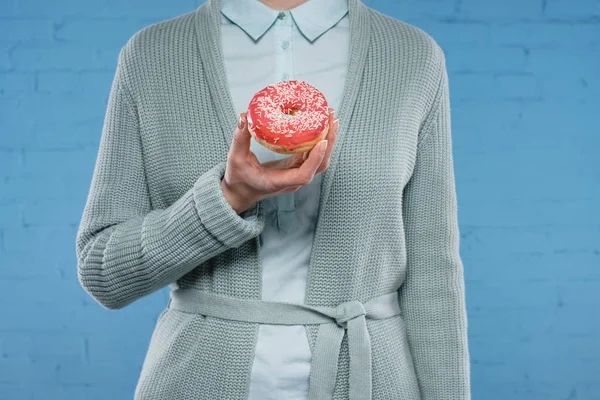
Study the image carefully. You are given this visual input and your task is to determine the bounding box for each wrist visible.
[221,179,253,215]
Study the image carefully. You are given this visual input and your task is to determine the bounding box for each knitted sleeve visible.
[75,47,264,310]
[398,48,471,399]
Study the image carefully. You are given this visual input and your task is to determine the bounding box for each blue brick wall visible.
[1,0,598,399]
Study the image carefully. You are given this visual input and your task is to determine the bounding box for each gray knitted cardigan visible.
[75,0,470,398]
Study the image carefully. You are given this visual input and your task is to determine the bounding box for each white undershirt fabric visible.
[219,0,349,398]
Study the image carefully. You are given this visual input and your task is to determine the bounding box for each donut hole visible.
[281,105,299,119]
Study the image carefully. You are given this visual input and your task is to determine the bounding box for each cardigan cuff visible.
[239,202,259,222]
[193,161,264,248]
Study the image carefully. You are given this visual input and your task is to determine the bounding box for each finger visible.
[315,109,334,163]
[267,139,327,189]
[317,113,338,173]
[302,139,328,177]
[287,152,306,167]
[327,109,337,145]
[262,152,304,170]
[230,112,251,157]
[281,185,301,193]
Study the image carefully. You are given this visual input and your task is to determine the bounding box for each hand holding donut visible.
[221,109,339,215]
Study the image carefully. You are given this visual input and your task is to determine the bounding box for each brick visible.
[85,333,153,364]
[452,102,600,149]
[559,281,600,306]
[468,280,559,310]
[459,0,544,19]
[0,383,30,400]
[21,199,84,226]
[0,292,166,333]
[0,251,67,280]
[0,18,56,46]
[0,110,36,148]
[458,176,600,226]
[0,100,104,151]
[490,22,600,48]
[460,226,600,265]
[55,358,138,386]
[17,93,106,123]
[466,251,600,286]
[53,19,145,47]
[21,147,100,178]
[495,74,543,98]
[35,70,113,94]
[519,333,600,365]
[0,276,91,310]
[11,44,119,71]
[524,48,600,102]
[525,47,600,76]
[459,146,598,191]
[425,21,491,46]
[0,332,84,360]
[0,201,21,228]
[0,173,91,202]
[364,0,458,20]
[0,148,22,176]
[543,306,599,335]
[0,46,14,71]
[31,120,104,150]
[446,46,528,73]
[0,0,198,18]
[468,308,555,337]
[543,0,600,19]
[451,73,542,102]
[0,300,152,334]
[0,382,129,400]
[0,113,105,151]
[2,225,77,255]
[0,72,35,96]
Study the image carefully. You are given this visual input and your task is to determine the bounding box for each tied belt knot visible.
[334,300,366,329]
[168,288,402,400]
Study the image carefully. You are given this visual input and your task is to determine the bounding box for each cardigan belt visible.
[168,287,403,400]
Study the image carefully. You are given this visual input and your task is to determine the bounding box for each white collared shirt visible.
[220,0,349,398]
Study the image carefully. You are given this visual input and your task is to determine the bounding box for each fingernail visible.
[334,118,339,128]
[320,140,328,155]
[238,116,244,129]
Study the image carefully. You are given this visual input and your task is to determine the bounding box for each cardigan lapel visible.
[313,0,371,223]
[194,0,239,155]
[301,0,371,355]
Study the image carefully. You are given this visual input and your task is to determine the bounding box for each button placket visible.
[275,10,293,82]
[273,11,297,233]
[272,10,297,233]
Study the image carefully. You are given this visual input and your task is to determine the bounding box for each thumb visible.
[230,112,251,156]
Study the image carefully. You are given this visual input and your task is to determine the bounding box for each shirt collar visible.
[221,0,349,42]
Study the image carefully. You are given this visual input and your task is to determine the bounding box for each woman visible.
[75,0,471,398]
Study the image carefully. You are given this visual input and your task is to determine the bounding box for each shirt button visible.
[281,40,289,50]
[278,11,286,20]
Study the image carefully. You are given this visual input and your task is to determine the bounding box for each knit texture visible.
[75,0,470,398]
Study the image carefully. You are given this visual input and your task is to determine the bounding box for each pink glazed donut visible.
[246,80,330,154]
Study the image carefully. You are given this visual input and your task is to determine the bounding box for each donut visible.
[246,80,330,154]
